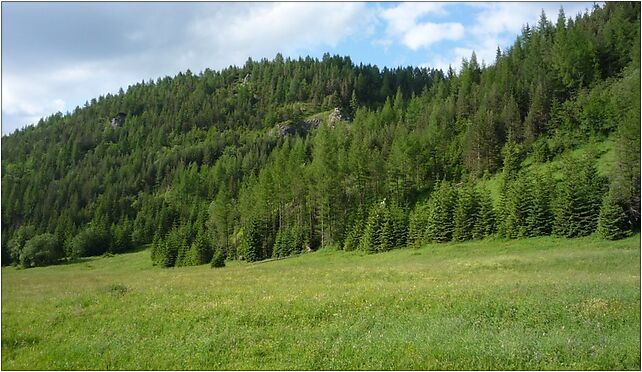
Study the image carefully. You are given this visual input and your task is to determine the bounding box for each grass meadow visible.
[2,236,640,370]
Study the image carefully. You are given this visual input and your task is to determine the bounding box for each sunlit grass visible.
[2,235,640,370]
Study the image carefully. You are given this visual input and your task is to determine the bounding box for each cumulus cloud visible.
[402,22,465,50]
[379,2,463,50]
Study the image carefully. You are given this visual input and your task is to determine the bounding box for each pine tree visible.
[526,170,554,236]
[343,216,364,251]
[553,155,606,237]
[211,247,225,268]
[388,202,408,249]
[189,231,212,265]
[408,201,430,246]
[244,219,262,262]
[503,171,533,238]
[597,187,631,240]
[473,186,496,239]
[359,201,385,253]
[453,183,479,241]
[425,181,456,243]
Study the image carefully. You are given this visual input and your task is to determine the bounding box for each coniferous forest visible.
[2,3,640,268]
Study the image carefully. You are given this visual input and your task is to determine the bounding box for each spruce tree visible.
[359,201,385,253]
[526,170,554,236]
[244,219,262,262]
[453,183,479,241]
[211,247,226,268]
[189,231,212,265]
[553,155,606,237]
[597,188,631,240]
[503,171,533,238]
[408,201,430,247]
[473,186,496,239]
[343,217,364,251]
[425,181,456,243]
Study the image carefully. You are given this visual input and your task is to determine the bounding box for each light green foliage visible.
[408,201,430,246]
[2,236,639,369]
[7,225,36,265]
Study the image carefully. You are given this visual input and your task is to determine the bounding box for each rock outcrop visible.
[110,112,126,128]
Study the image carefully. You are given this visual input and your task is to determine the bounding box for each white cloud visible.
[379,2,461,50]
[402,22,465,50]
[381,3,448,35]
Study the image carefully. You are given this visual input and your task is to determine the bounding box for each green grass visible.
[2,236,640,370]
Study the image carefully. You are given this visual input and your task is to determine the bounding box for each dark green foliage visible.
[359,202,385,253]
[502,169,555,238]
[359,200,408,253]
[526,170,555,236]
[110,218,133,253]
[189,232,213,265]
[472,186,496,239]
[381,202,408,251]
[597,188,632,240]
[425,181,456,243]
[70,224,111,258]
[243,219,263,262]
[553,155,607,237]
[156,226,185,268]
[211,247,225,268]
[20,233,63,268]
[453,183,479,241]
[502,172,533,238]
[610,67,641,229]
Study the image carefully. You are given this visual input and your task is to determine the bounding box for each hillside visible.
[1,3,640,268]
[2,236,639,369]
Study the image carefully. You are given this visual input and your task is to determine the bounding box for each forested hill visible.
[2,3,640,268]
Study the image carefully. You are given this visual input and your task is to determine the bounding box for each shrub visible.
[7,225,36,265]
[71,225,110,258]
[20,233,63,268]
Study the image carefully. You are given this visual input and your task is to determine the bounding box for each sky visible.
[1,1,597,135]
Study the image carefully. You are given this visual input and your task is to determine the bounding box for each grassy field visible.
[2,236,640,370]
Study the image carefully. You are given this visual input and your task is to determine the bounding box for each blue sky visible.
[2,1,597,135]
